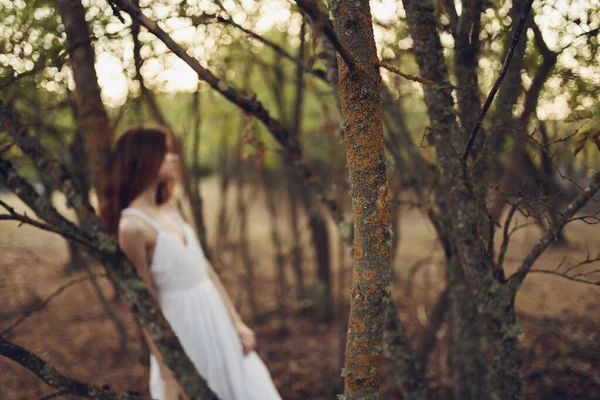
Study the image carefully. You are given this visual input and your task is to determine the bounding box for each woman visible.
[101,125,280,400]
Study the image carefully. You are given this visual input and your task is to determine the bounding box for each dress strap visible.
[169,208,187,225]
[121,208,163,233]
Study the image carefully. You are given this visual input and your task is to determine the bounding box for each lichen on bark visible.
[331,1,392,398]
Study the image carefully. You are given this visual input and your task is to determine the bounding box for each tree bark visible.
[486,0,532,181]
[331,1,392,398]
[188,89,213,259]
[56,0,113,201]
[401,1,529,398]
[262,169,288,330]
[0,336,144,400]
[383,302,432,400]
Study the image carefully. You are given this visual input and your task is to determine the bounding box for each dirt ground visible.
[1,178,599,399]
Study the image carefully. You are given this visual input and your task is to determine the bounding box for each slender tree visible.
[55,0,113,202]
[329,1,392,398]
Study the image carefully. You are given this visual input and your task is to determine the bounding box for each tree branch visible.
[0,336,146,399]
[519,19,558,125]
[194,12,327,83]
[528,269,600,286]
[380,62,451,91]
[440,0,458,37]
[462,0,533,163]
[0,273,107,337]
[508,171,600,293]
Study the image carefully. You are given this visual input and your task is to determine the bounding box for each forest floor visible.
[1,178,599,400]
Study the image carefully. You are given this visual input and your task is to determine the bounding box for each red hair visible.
[101,125,176,234]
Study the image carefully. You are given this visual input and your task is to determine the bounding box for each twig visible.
[380,62,451,91]
[528,269,599,286]
[462,0,533,162]
[0,202,98,252]
[1,274,107,337]
[508,170,600,293]
[194,12,327,82]
[0,336,145,399]
[497,200,520,269]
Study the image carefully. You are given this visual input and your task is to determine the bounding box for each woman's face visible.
[157,136,180,182]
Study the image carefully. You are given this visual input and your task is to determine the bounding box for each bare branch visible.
[0,336,146,399]
[497,200,520,268]
[0,200,98,251]
[462,0,533,162]
[508,171,600,293]
[440,0,459,37]
[194,12,327,83]
[528,269,600,286]
[380,62,451,91]
[1,274,107,337]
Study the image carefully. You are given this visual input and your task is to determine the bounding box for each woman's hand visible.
[162,366,187,400]
[235,321,256,355]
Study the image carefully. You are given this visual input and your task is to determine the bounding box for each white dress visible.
[120,208,281,400]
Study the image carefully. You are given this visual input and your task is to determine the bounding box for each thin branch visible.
[497,200,520,268]
[530,18,553,58]
[560,27,600,51]
[440,0,459,37]
[380,62,451,91]
[0,200,98,251]
[508,170,600,293]
[292,0,359,73]
[1,274,107,337]
[194,12,327,83]
[527,269,599,286]
[0,336,146,399]
[462,0,533,162]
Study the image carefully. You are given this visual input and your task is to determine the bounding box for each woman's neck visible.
[129,181,163,213]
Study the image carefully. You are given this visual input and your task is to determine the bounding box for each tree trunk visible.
[331,2,392,398]
[383,302,432,400]
[235,137,258,322]
[214,127,233,255]
[262,169,288,331]
[187,89,213,258]
[280,26,308,304]
[56,0,113,202]
[401,1,529,398]
[486,0,532,182]
[301,191,333,322]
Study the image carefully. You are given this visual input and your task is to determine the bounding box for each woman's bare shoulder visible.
[118,214,152,245]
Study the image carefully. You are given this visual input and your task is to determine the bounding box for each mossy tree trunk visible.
[330,1,392,398]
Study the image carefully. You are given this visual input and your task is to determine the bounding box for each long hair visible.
[101,125,176,234]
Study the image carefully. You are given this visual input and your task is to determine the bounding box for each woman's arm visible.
[205,260,256,355]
